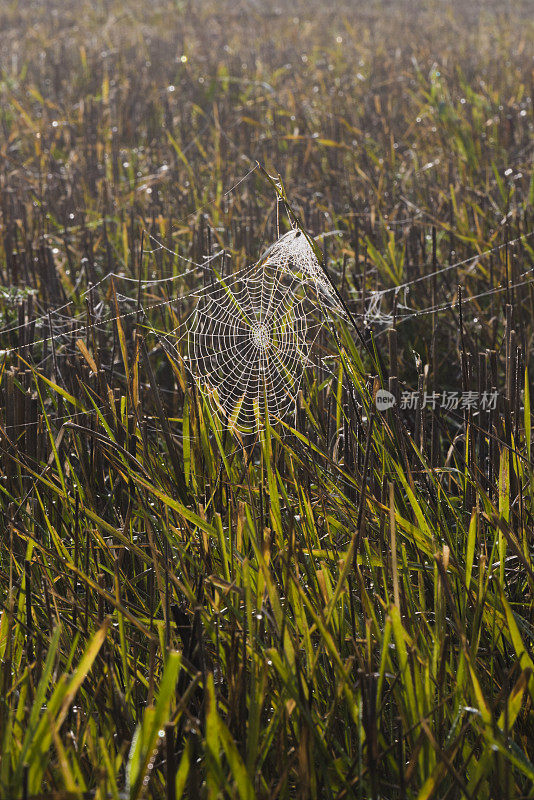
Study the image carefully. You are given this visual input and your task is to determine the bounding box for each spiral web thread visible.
[185,256,323,433]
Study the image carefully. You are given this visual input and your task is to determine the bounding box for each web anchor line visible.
[1,218,530,354]
[2,160,532,435]
[0,164,260,342]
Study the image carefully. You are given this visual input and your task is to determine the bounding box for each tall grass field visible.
[0,1,533,798]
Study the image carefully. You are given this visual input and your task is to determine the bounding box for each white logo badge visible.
[375,389,396,411]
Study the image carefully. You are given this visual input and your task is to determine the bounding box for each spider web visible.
[185,259,322,433]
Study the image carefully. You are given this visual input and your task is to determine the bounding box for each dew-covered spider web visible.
[170,219,356,433]
[182,254,326,433]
